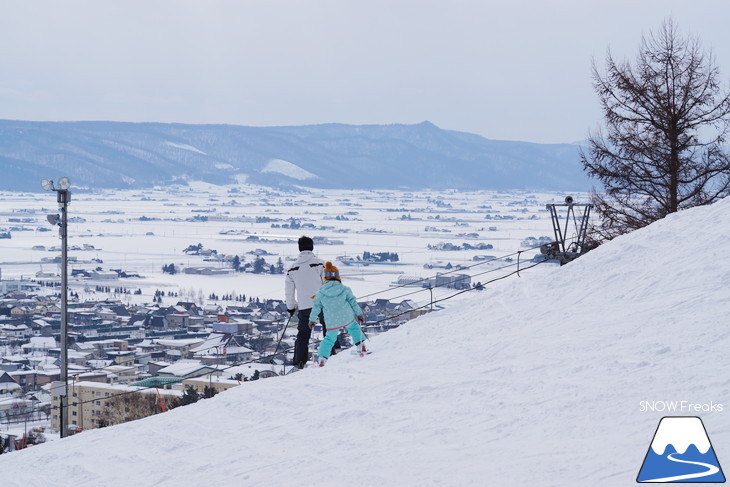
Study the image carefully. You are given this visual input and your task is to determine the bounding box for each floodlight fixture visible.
[57,177,71,190]
[47,214,60,226]
[41,179,54,191]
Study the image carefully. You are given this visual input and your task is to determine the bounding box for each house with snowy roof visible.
[155,338,205,360]
[21,336,56,355]
[393,300,428,321]
[212,318,254,335]
[190,333,254,364]
[189,333,229,355]
[87,359,113,370]
[94,307,117,322]
[101,364,138,384]
[43,302,62,315]
[65,349,93,366]
[202,304,223,315]
[106,350,135,367]
[73,370,109,384]
[156,360,222,380]
[125,314,147,329]
[31,317,54,333]
[0,371,20,394]
[0,355,29,371]
[0,396,33,417]
[183,267,231,276]
[4,323,30,338]
[148,314,169,330]
[166,305,191,327]
[175,302,202,315]
[147,361,172,376]
[90,270,118,280]
[80,339,128,359]
[9,368,59,392]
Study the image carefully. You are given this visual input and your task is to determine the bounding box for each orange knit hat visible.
[323,261,341,281]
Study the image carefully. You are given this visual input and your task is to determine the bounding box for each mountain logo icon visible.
[637,416,725,483]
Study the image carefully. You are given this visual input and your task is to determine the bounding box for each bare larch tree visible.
[582,19,730,237]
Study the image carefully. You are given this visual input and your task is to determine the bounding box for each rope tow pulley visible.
[541,196,598,265]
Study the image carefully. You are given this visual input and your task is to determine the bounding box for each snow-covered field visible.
[1,191,727,485]
[0,182,581,307]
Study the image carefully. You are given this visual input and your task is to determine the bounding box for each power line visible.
[355,243,544,300]
[43,254,548,417]
[4,243,557,424]
[294,257,547,363]
[153,245,548,357]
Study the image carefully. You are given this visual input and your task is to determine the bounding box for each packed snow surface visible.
[261,158,318,180]
[3,197,729,486]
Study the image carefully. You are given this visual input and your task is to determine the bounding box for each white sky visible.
[1,0,729,143]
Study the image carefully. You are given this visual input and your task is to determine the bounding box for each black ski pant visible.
[293,308,340,367]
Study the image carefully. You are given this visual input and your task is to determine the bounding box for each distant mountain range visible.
[0,120,593,192]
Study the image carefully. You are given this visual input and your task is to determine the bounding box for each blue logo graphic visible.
[637,416,725,483]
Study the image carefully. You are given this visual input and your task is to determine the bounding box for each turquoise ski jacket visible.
[310,280,363,330]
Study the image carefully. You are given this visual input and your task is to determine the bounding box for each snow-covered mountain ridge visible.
[0,119,590,191]
[2,198,728,486]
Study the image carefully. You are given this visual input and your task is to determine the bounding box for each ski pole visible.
[271,314,293,366]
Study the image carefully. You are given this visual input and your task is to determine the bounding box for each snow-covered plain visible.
[1,193,728,485]
[0,183,574,307]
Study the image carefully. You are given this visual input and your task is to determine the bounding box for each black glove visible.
[287,308,296,317]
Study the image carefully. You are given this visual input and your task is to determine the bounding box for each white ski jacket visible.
[284,251,325,310]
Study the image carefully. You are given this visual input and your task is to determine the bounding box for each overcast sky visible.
[1,1,729,143]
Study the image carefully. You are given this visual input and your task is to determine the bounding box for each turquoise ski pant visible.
[318,321,364,360]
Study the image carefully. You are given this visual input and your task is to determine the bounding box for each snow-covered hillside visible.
[3,197,729,486]
[0,120,590,192]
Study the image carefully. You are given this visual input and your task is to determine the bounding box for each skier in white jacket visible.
[285,236,338,368]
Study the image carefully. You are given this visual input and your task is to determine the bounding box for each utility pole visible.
[42,177,71,438]
[59,186,69,438]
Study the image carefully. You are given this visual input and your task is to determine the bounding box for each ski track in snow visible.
[2,197,730,486]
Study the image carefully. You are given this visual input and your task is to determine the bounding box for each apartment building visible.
[51,380,180,433]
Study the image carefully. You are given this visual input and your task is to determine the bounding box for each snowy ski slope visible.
[2,197,728,486]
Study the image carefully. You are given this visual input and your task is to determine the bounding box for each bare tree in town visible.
[98,392,167,427]
[581,19,730,237]
[10,402,34,425]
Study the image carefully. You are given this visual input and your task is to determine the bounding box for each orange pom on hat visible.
[323,261,341,281]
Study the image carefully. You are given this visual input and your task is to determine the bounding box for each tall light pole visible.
[42,177,71,438]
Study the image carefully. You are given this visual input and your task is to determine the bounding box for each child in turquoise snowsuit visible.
[309,262,365,365]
